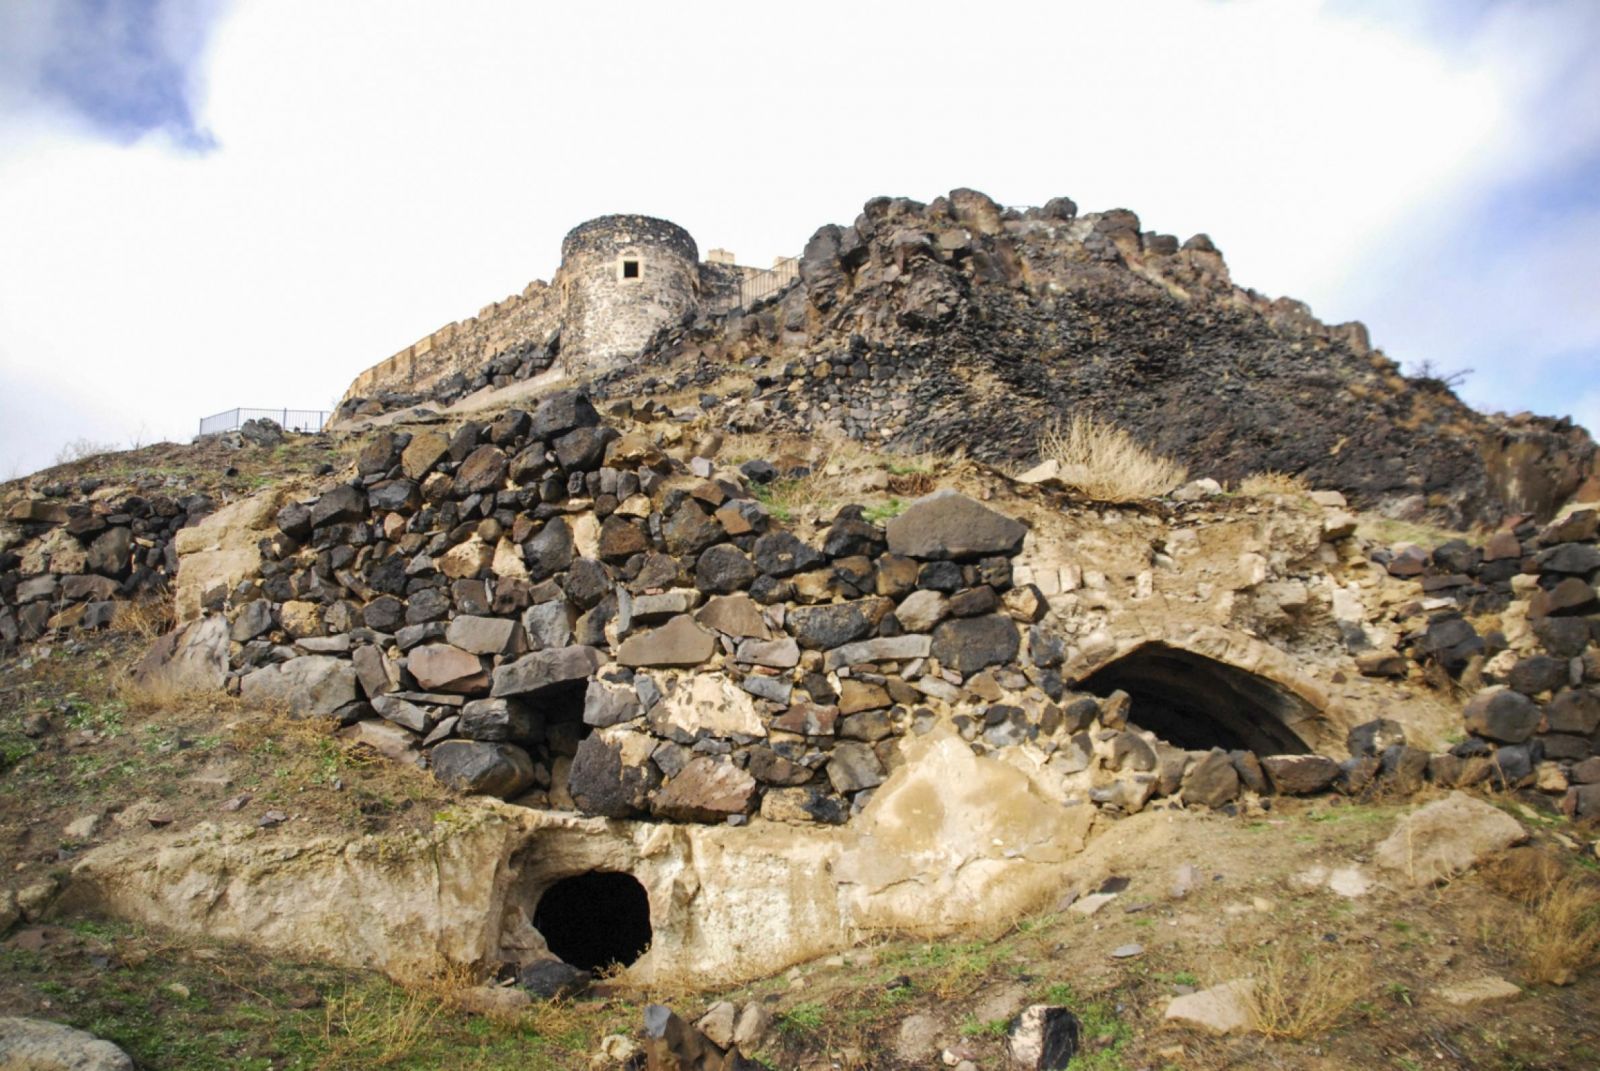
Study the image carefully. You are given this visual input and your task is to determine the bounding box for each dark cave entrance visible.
[533,871,652,971]
[1079,642,1315,756]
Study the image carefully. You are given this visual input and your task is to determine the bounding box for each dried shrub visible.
[1485,847,1600,986]
[1242,943,1369,1039]
[1237,469,1310,496]
[1036,414,1187,502]
[111,596,175,641]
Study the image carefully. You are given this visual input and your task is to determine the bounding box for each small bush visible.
[1486,848,1600,986]
[1237,470,1310,496]
[1242,944,1368,1039]
[1036,415,1187,502]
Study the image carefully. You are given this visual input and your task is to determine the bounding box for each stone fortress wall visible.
[336,216,792,417]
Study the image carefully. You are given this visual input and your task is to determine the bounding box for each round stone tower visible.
[557,214,700,374]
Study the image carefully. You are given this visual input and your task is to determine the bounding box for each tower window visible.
[621,258,640,279]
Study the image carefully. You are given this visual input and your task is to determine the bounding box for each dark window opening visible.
[621,258,640,279]
[534,871,652,971]
[539,680,591,757]
[1079,642,1314,755]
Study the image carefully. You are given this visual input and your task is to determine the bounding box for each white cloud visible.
[1,0,1596,477]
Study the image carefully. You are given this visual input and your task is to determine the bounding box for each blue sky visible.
[1,0,1597,478]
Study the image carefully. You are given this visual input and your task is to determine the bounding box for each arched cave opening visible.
[1079,642,1315,756]
[533,871,652,972]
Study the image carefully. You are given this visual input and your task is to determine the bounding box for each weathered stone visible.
[458,698,539,742]
[1183,749,1239,808]
[662,501,723,557]
[751,531,826,577]
[836,679,891,715]
[735,635,800,668]
[1374,791,1527,886]
[694,594,771,639]
[742,675,792,705]
[826,741,886,792]
[372,694,437,733]
[1531,577,1599,617]
[523,518,574,580]
[772,701,839,736]
[788,601,876,650]
[1164,980,1254,1036]
[407,643,488,693]
[1546,688,1600,734]
[569,731,659,817]
[893,589,948,632]
[455,445,509,494]
[517,959,591,1001]
[583,679,642,728]
[401,429,450,480]
[884,490,1027,560]
[1006,1004,1080,1071]
[492,645,605,697]
[653,756,759,822]
[695,544,759,595]
[1355,650,1408,678]
[1347,718,1406,756]
[1463,689,1540,744]
[528,389,599,439]
[1508,655,1567,695]
[240,656,358,716]
[1260,754,1340,795]
[522,600,575,650]
[617,615,717,667]
[930,614,1020,676]
[310,484,366,528]
[1107,732,1157,772]
[86,526,132,577]
[230,600,274,642]
[1536,543,1600,576]
[760,785,848,824]
[368,479,421,513]
[0,1017,134,1071]
[823,634,931,671]
[430,740,536,798]
[598,516,649,561]
[554,425,616,472]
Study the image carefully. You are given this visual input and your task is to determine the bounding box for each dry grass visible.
[1483,847,1600,986]
[319,981,445,1068]
[1035,414,1187,502]
[1236,469,1310,496]
[1239,943,1369,1039]
[110,596,176,641]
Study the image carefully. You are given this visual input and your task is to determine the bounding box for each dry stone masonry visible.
[100,390,1584,829]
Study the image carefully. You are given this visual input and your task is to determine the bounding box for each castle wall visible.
[557,215,700,375]
[339,280,562,409]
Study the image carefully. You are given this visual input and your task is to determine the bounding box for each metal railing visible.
[197,407,331,437]
[738,257,799,309]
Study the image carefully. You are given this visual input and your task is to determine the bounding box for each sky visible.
[1,0,1597,479]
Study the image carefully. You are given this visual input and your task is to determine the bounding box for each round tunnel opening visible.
[533,871,652,972]
[1079,642,1314,756]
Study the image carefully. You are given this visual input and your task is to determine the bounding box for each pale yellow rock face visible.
[173,487,291,624]
[836,731,1093,932]
[65,729,1101,988]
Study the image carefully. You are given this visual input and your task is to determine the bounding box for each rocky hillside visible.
[337,190,1600,529]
